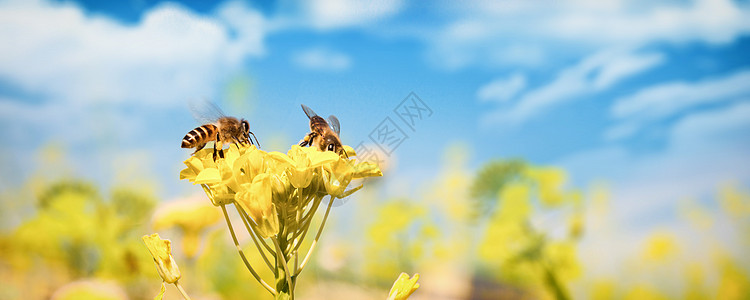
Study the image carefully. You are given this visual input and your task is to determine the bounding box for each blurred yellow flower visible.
[716,255,750,300]
[142,233,181,284]
[498,183,531,221]
[153,200,221,257]
[624,285,669,300]
[235,173,279,238]
[387,272,420,300]
[527,167,567,207]
[642,233,679,263]
[544,241,582,281]
[590,280,615,300]
[568,213,584,239]
[50,279,128,300]
[719,185,750,218]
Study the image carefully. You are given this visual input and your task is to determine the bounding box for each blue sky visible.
[1,0,750,273]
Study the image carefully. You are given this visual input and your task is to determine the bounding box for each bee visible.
[298,104,347,157]
[181,103,260,160]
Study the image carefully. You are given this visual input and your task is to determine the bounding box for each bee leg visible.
[299,132,314,147]
[232,136,245,148]
[213,134,223,161]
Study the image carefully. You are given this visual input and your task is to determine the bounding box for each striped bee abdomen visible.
[181,124,218,148]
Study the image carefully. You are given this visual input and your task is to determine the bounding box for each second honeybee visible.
[298,104,346,157]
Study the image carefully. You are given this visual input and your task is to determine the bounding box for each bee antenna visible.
[249,132,261,149]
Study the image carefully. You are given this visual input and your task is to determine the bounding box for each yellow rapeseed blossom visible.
[180,143,381,204]
[235,173,280,238]
[142,233,181,284]
[269,145,338,188]
[179,142,382,298]
[387,272,420,300]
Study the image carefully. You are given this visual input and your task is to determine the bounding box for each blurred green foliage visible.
[469,159,526,218]
[0,180,157,299]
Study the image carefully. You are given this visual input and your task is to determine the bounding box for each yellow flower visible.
[352,161,383,179]
[323,157,356,198]
[269,145,338,189]
[233,145,268,185]
[235,173,280,238]
[387,272,420,300]
[179,148,220,184]
[142,233,181,283]
[323,156,383,198]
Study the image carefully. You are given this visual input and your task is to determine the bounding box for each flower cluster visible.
[179,143,381,298]
[180,144,380,236]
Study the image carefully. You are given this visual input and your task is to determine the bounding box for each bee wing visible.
[328,115,340,136]
[189,98,226,124]
[301,104,318,119]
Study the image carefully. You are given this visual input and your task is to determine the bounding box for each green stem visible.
[174,281,193,300]
[235,204,276,272]
[295,195,335,276]
[220,204,277,296]
[290,195,323,255]
[274,237,295,300]
[237,205,277,256]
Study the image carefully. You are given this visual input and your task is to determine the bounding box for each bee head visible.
[240,119,250,134]
[323,135,345,156]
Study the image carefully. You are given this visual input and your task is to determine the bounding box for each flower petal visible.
[352,161,383,179]
[387,272,420,300]
[194,168,222,184]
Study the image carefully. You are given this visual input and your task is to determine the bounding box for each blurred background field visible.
[1,0,750,299]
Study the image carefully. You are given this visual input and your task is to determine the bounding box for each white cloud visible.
[427,0,750,70]
[607,69,750,140]
[296,0,404,30]
[476,73,526,103]
[0,0,266,106]
[292,47,352,72]
[612,70,750,119]
[0,0,270,191]
[670,100,750,151]
[592,52,665,90]
[483,49,663,125]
